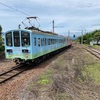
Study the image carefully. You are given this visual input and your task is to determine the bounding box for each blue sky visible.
[0,0,100,37]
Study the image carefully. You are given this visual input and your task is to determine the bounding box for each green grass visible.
[37,69,53,85]
[93,45,100,49]
[83,44,100,48]
[37,78,49,85]
[28,69,53,92]
[83,44,89,47]
[82,63,100,85]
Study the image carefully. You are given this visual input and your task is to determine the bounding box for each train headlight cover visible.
[22,49,29,53]
[6,49,13,53]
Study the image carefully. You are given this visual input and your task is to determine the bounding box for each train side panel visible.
[31,32,67,59]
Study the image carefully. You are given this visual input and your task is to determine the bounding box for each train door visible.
[21,31,31,59]
[13,31,22,58]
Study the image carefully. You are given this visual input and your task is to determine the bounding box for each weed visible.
[36,69,53,85]
[82,63,100,85]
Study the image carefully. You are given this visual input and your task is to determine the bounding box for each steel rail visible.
[0,64,23,76]
[86,48,100,59]
[0,64,28,84]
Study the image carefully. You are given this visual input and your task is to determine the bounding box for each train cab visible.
[5,29,32,64]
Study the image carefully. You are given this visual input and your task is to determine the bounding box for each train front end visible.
[5,29,32,64]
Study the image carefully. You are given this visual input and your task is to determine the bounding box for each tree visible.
[0,25,2,32]
[0,25,2,46]
[93,31,100,45]
[77,29,100,44]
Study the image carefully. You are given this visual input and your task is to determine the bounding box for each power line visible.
[5,0,16,5]
[0,2,30,16]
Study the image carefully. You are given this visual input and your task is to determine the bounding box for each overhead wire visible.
[4,0,17,8]
[0,1,40,28]
[0,1,30,16]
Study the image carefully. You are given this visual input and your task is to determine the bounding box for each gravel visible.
[0,59,16,73]
[0,55,56,100]
[0,44,99,100]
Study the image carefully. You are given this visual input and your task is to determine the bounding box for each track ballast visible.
[0,64,28,84]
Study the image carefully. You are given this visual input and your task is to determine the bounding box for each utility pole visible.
[81,30,83,44]
[52,20,54,33]
[18,24,21,29]
[68,30,70,37]
[52,20,64,33]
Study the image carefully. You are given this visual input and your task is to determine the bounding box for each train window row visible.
[6,31,66,47]
[34,38,66,46]
[6,31,30,47]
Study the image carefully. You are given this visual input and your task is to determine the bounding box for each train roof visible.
[31,29,58,35]
[5,28,68,38]
[25,26,58,36]
[5,27,58,36]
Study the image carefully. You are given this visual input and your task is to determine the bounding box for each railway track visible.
[86,48,100,59]
[0,46,72,84]
[0,64,28,84]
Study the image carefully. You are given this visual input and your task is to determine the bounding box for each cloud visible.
[29,0,100,10]
[0,0,100,35]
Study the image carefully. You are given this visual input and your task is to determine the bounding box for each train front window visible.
[13,31,20,47]
[21,31,30,47]
[6,32,12,46]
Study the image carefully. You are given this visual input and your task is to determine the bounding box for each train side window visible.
[48,39,50,45]
[49,39,51,45]
[45,38,46,45]
[43,38,44,46]
[41,38,43,46]
[21,31,30,47]
[38,38,40,46]
[48,39,49,45]
[6,32,12,46]
[34,38,36,46]
[13,31,20,47]
[51,39,52,45]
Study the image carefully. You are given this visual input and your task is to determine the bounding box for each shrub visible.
[0,46,5,52]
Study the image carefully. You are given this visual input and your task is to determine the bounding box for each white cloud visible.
[29,0,100,9]
[0,0,100,35]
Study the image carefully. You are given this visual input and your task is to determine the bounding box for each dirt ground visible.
[14,44,100,100]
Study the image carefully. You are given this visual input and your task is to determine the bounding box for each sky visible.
[0,0,100,37]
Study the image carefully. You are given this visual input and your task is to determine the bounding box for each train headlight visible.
[6,49,13,53]
[22,49,29,53]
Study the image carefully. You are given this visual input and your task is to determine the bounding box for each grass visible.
[82,63,100,85]
[37,70,52,85]
[93,45,100,49]
[27,69,53,94]
[83,43,100,49]
[27,45,100,99]
[83,44,89,47]
[30,69,53,88]
[56,93,71,100]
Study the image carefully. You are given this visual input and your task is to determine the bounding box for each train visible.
[4,27,72,65]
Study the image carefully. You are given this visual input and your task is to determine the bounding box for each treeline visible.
[0,25,5,52]
[78,30,100,44]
